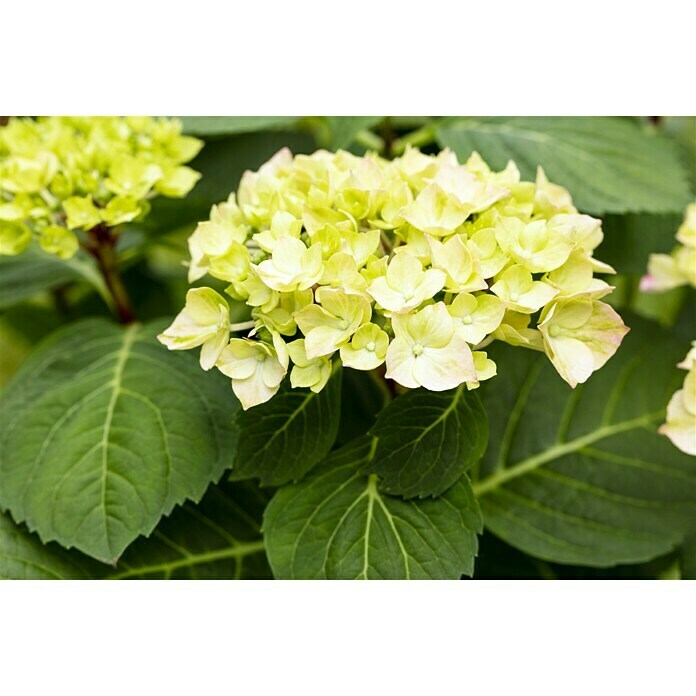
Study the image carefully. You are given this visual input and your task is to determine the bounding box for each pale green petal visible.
[232,368,282,410]
[411,335,476,391]
[406,302,454,349]
[539,298,629,387]
[367,276,409,313]
[384,337,419,388]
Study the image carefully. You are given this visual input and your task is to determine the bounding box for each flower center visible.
[412,343,424,356]
[509,292,520,302]
[255,352,266,362]
[463,315,473,325]
[339,320,349,330]
[548,325,561,338]
[366,341,376,352]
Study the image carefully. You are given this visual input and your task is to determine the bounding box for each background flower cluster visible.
[0,116,202,259]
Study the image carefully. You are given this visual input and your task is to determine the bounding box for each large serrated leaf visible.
[179,116,300,137]
[0,512,90,579]
[368,385,488,499]
[0,318,239,563]
[435,117,691,215]
[474,317,696,567]
[230,370,342,487]
[109,481,269,580]
[263,437,483,579]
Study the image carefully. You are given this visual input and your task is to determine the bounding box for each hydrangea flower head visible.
[159,146,626,408]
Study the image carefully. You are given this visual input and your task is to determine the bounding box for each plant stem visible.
[392,124,436,156]
[85,224,135,325]
[381,117,396,159]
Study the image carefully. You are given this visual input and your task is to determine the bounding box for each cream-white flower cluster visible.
[641,205,696,457]
[660,342,696,456]
[159,147,628,409]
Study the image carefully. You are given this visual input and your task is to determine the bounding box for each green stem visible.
[392,124,436,155]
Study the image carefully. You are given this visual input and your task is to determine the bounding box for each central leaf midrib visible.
[111,539,267,579]
[99,324,138,559]
[472,411,664,497]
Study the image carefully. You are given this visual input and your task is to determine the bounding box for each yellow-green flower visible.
[340,323,389,371]
[216,338,287,410]
[287,339,333,393]
[255,237,323,292]
[385,302,476,390]
[496,217,574,273]
[295,287,372,358]
[490,265,559,313]
[39,225,79,260]
[448,292,505,345]
[538,297,629,387]
[0,220,32,255]
[367,251,445,313]
[427,233,487,293]
[157,287,230,370]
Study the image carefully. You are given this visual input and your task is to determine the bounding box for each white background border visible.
[1,581,694,694]
[2,1,694,693]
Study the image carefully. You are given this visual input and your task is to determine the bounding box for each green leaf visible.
[474,317,696,567]
[179,116,300,137]
[0,318,238,563]
[264,437,483,579]
[109,481,269,579]
[323,116,383,149]
[231,370,342,487]
[435,117,691,215]
[336,369,388,446]
[0,512,90,579]
[368,385,488,499]
[600,213,682,275]
[0,246,109,310]
[679,536,696,580]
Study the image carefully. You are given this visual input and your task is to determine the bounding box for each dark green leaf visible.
[0,512,90,579]
[231,369,342,487]
[680,536,696,580]
[264,437,483,579]
[436,117,691,214]
[0,247,108,310]
[474,317,696,567]
[179,116,300,137]
[336,368,389,446]
[0,318,238,563]
[600,213,682,275]
[368,385,488,499]
[109,481,270,580]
